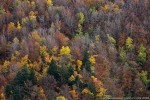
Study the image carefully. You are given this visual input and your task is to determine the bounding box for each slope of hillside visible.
[0,0,150,99]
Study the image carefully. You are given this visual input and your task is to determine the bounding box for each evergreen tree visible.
[125,37,134,51]
[21,66,29,81]
[29,67,37,85]
[47,59,60,81]
[82,49,91,72]
[5,84,13,98]
[59,66,69,84]
[75,76,84,91]
[13,88,21,100]
[5,66,38,99]
[14,71,23,85]
[14,66,29,85]
[137,44,147,66]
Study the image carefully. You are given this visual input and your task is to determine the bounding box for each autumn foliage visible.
[0,0,150,99]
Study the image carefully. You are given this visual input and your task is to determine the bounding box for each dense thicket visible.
[0,0,150,99]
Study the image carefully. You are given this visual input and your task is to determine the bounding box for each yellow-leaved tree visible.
[17,21,22,30]
[29,11,37,20]
[2,60,10,73]
[81,88,93,96]
[77,60,82,71]
[56,96,67,100]
[40,45,51,63]
[60,46,71,55]
[17,55,29,67]
[125,37,134,51]
[47,0,53,7]
[89,56,96,65]
[8,22,15,32]
[91,76,107,99]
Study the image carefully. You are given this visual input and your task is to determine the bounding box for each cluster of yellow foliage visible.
[78,74,83,80]
[103,5,109,10]
[102,3,120,11]
[56,96,67,100]
[31,1,35,7]
[51,46,58,55]
[60,46,71,55]
[69,75,75,82]
[89,56,96,65]
[47,0,53,7]
[2,60,10,73]
[91,76,106,97]
[17,55,29,67]
[8,22,15,32]
[29,11,37,20]
[27,63,35,68]
[125,37,134,51]
[32,31,43,43]
[81,88,93,96]
[17,21,22,30]
[70,71,83,83]
[91,76,98,82]
[96,87,106,97]
[39,87,47,100]
[40,46,48,57]
[40,45,51,63]
[111,3,120,11]
[77,60,82,71]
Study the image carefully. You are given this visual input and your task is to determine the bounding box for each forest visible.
[0,0,150,100]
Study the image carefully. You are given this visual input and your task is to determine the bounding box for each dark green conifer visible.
[47,59,60,81]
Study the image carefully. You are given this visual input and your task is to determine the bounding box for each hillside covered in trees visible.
[0,0,150,100]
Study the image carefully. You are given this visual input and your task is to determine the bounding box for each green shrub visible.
[139,70,150,85]
[125,37,134,51]
[137,44,147,66]
[76,12,85,35]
